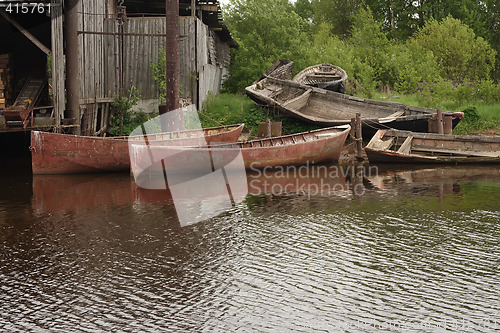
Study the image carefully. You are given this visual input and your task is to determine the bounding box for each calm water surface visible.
[1,160,499,332]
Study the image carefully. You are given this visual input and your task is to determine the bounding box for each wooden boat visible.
[31,124,244,174]
[257,58,294,81]
[365,129,500,163]
[245,76,463,136]
[130,126,351,176]
[293,63,347,93]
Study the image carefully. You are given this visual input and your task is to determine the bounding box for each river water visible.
[1,160,499,332]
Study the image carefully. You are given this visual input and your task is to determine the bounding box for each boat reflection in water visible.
[31,164,500,225]
[31,164,359,224]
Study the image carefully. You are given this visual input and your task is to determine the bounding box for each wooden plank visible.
[0,10,51,56]
[51,0,65,124]
[397,136,413,154]
[411,146,500,158]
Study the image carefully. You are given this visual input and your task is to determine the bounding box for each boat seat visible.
[397,136,413,154]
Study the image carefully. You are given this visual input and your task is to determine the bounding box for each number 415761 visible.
[5,3,51,14]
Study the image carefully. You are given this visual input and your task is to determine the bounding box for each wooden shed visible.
[0,0,237,135]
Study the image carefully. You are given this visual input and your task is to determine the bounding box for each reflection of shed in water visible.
[0,0,236,134]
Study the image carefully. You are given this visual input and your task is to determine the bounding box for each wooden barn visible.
[0,0,237,135]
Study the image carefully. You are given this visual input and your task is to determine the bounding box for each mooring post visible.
[350,118,356,140]
[355,113,363,160]
[266,118,271,138]
[436,109,444,135]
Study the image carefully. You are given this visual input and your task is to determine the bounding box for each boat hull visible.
[246,76,463,136]
[131,126,351,177]
[31,124,244,174]
[292,63,348,93]
[365,129,500,164]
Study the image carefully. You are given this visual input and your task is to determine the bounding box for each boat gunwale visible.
[375,129,500,143]
[292,63,348,85]
[31,123,245,143]
[131,126,351,152]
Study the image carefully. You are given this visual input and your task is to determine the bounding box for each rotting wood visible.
[397,136,413,154]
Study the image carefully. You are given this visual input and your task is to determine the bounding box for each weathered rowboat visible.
[365,129,500,163]
[293,63,348,93]
[31,124,244,174]
[130,126,351,177]
[245,76,463,136]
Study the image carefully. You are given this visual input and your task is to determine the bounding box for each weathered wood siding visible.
[78,0,108,104]
[101,16,231,110]
[75,8,231,113]
[50,0,64,126]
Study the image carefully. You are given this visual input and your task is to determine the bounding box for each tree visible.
[294,0,314,23]
[311,0,362,37]
[349,7,395,86]
[223,0,310,93]
[412,16,496,80]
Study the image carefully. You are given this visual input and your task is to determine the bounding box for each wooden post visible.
[355,113,363,160]
[443,115,453,135]
[65,0,80,135]
[350,118,356,140]
[265,118,271,138]
[436,109,444,135]
[163,0,182,131]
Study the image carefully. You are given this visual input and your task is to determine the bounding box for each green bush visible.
[412,16,496,81]
[108,87,151,136]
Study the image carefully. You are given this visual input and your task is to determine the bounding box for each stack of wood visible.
[0,53,13,109]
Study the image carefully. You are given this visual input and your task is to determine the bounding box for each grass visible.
[200,93,319,137]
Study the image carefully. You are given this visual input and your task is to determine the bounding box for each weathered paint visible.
[365,129,500,163]
[246,75,464,136]
[31,124,244,174]
[131,126,351,176]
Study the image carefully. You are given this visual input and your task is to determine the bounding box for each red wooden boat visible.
[130,126,351,178]
[31,124,244,174]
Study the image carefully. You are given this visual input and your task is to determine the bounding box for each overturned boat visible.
[245,76,463,136]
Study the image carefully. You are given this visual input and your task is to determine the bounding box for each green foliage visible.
[311,0,361,37]
[222,0,310,93]
[393,42,441,94]
[349,7,395,87]
[412,17,496,81]
[477,80,500,104]
[453,106,487,134]
[108,87,148,136]
[200,93,265,132]
[151,49,166,104]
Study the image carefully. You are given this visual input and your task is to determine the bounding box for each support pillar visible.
[65,0,80,134]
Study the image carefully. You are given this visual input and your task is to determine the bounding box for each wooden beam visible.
[0,9,52,56]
